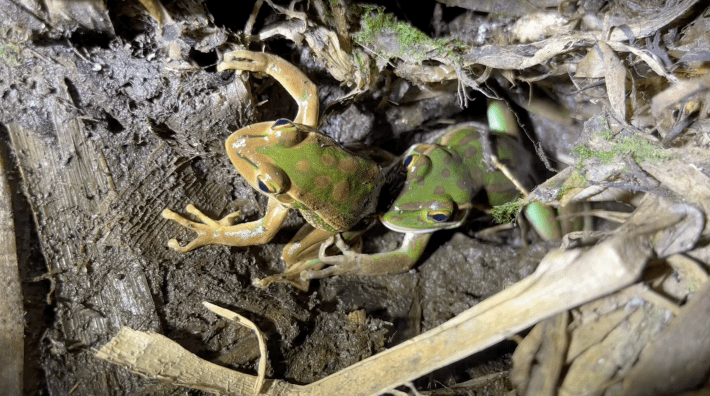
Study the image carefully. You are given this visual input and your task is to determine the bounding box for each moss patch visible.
[353,6,464,63]
[573,134,673,165]
[491,198,523,224]
[557,171,588,199]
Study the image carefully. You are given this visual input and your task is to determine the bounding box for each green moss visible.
[353,49,368,72]
[557,184,573,199]
[557,172,588,199]
[688,282,699,293]
[573,134,672,166]
[353,6,458,62]
[491,198,523,224]
[572,144,614,163]
[619,135,674,162]
[598,128,614,141]
[356,7,425,55]
[450,37,468,51]
[323,8,333,23]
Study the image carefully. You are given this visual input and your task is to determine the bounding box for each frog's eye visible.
[427,210,452,222]
[255,162,290,195]
[272,119,310,147]
[403,154,420,171]
[272,119,294,129]
[256,174,288,195]
[257,177,277,194]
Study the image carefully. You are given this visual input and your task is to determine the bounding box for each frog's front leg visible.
[303,232,432,279]
[162,198,289,252]
[217,50,318,126]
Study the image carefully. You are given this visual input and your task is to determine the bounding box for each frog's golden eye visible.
[272,118,294,129]
[255,163,290,195]
[272,119,310,147]
[257,176,278,194]
[403,154,420,171]
[427,210,452,223]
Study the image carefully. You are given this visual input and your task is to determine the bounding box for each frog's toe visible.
[218,60,260,73]
[301,266,340,280]
[252,277,269,289]
[332,234,351,253]
[184,205,220,225]
[219,210,242,226]
[167,237,205,253]
[167,238,185,251]
[218,50,268,72]
[161,208,178,219]
[163,210,201,229]
[253,274,310,291]
[318,236,336,259]
[316,254,344,266]
[185,204,203,217]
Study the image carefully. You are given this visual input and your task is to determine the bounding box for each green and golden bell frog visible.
[304,116,539,280]
[162,50,384,265]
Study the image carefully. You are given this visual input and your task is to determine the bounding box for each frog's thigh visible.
[282,226,336,266]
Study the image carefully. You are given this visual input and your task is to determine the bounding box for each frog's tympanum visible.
[306,118,535,280]
[162,50,384,275]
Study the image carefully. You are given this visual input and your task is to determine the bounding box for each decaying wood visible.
[4,47,250,393]
[95,327,300,396]
[0,150,23,396]
[622,279,710,395]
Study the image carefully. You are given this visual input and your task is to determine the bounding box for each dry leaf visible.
[597,42,627,121]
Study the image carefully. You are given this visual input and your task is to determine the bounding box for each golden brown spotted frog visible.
[162,50,384,273]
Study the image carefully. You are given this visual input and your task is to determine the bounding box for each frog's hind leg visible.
[218,50,319,126]
[251,228,338,291]
[253,228,366,291]
[282,225,337,267]
[304,232,432,279]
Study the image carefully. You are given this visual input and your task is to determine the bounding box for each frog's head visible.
[380,143,476,233]
[225,119,383,231]
[224,119,318,205]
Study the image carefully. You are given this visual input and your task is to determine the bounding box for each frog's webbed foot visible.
[217,50,271,74]
[252,257,327,291]
[299,235,361,280]
[161,204,241,253]
[321,234,357,260]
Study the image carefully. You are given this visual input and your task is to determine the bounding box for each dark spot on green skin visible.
[442,169,450,178]
[452,153,463,164]
[456,178,468,190]
[464,146,477,159]
[443,156,452,165]
[458,133,476,146]
[419,180,425,187]
[434,186,445,195]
